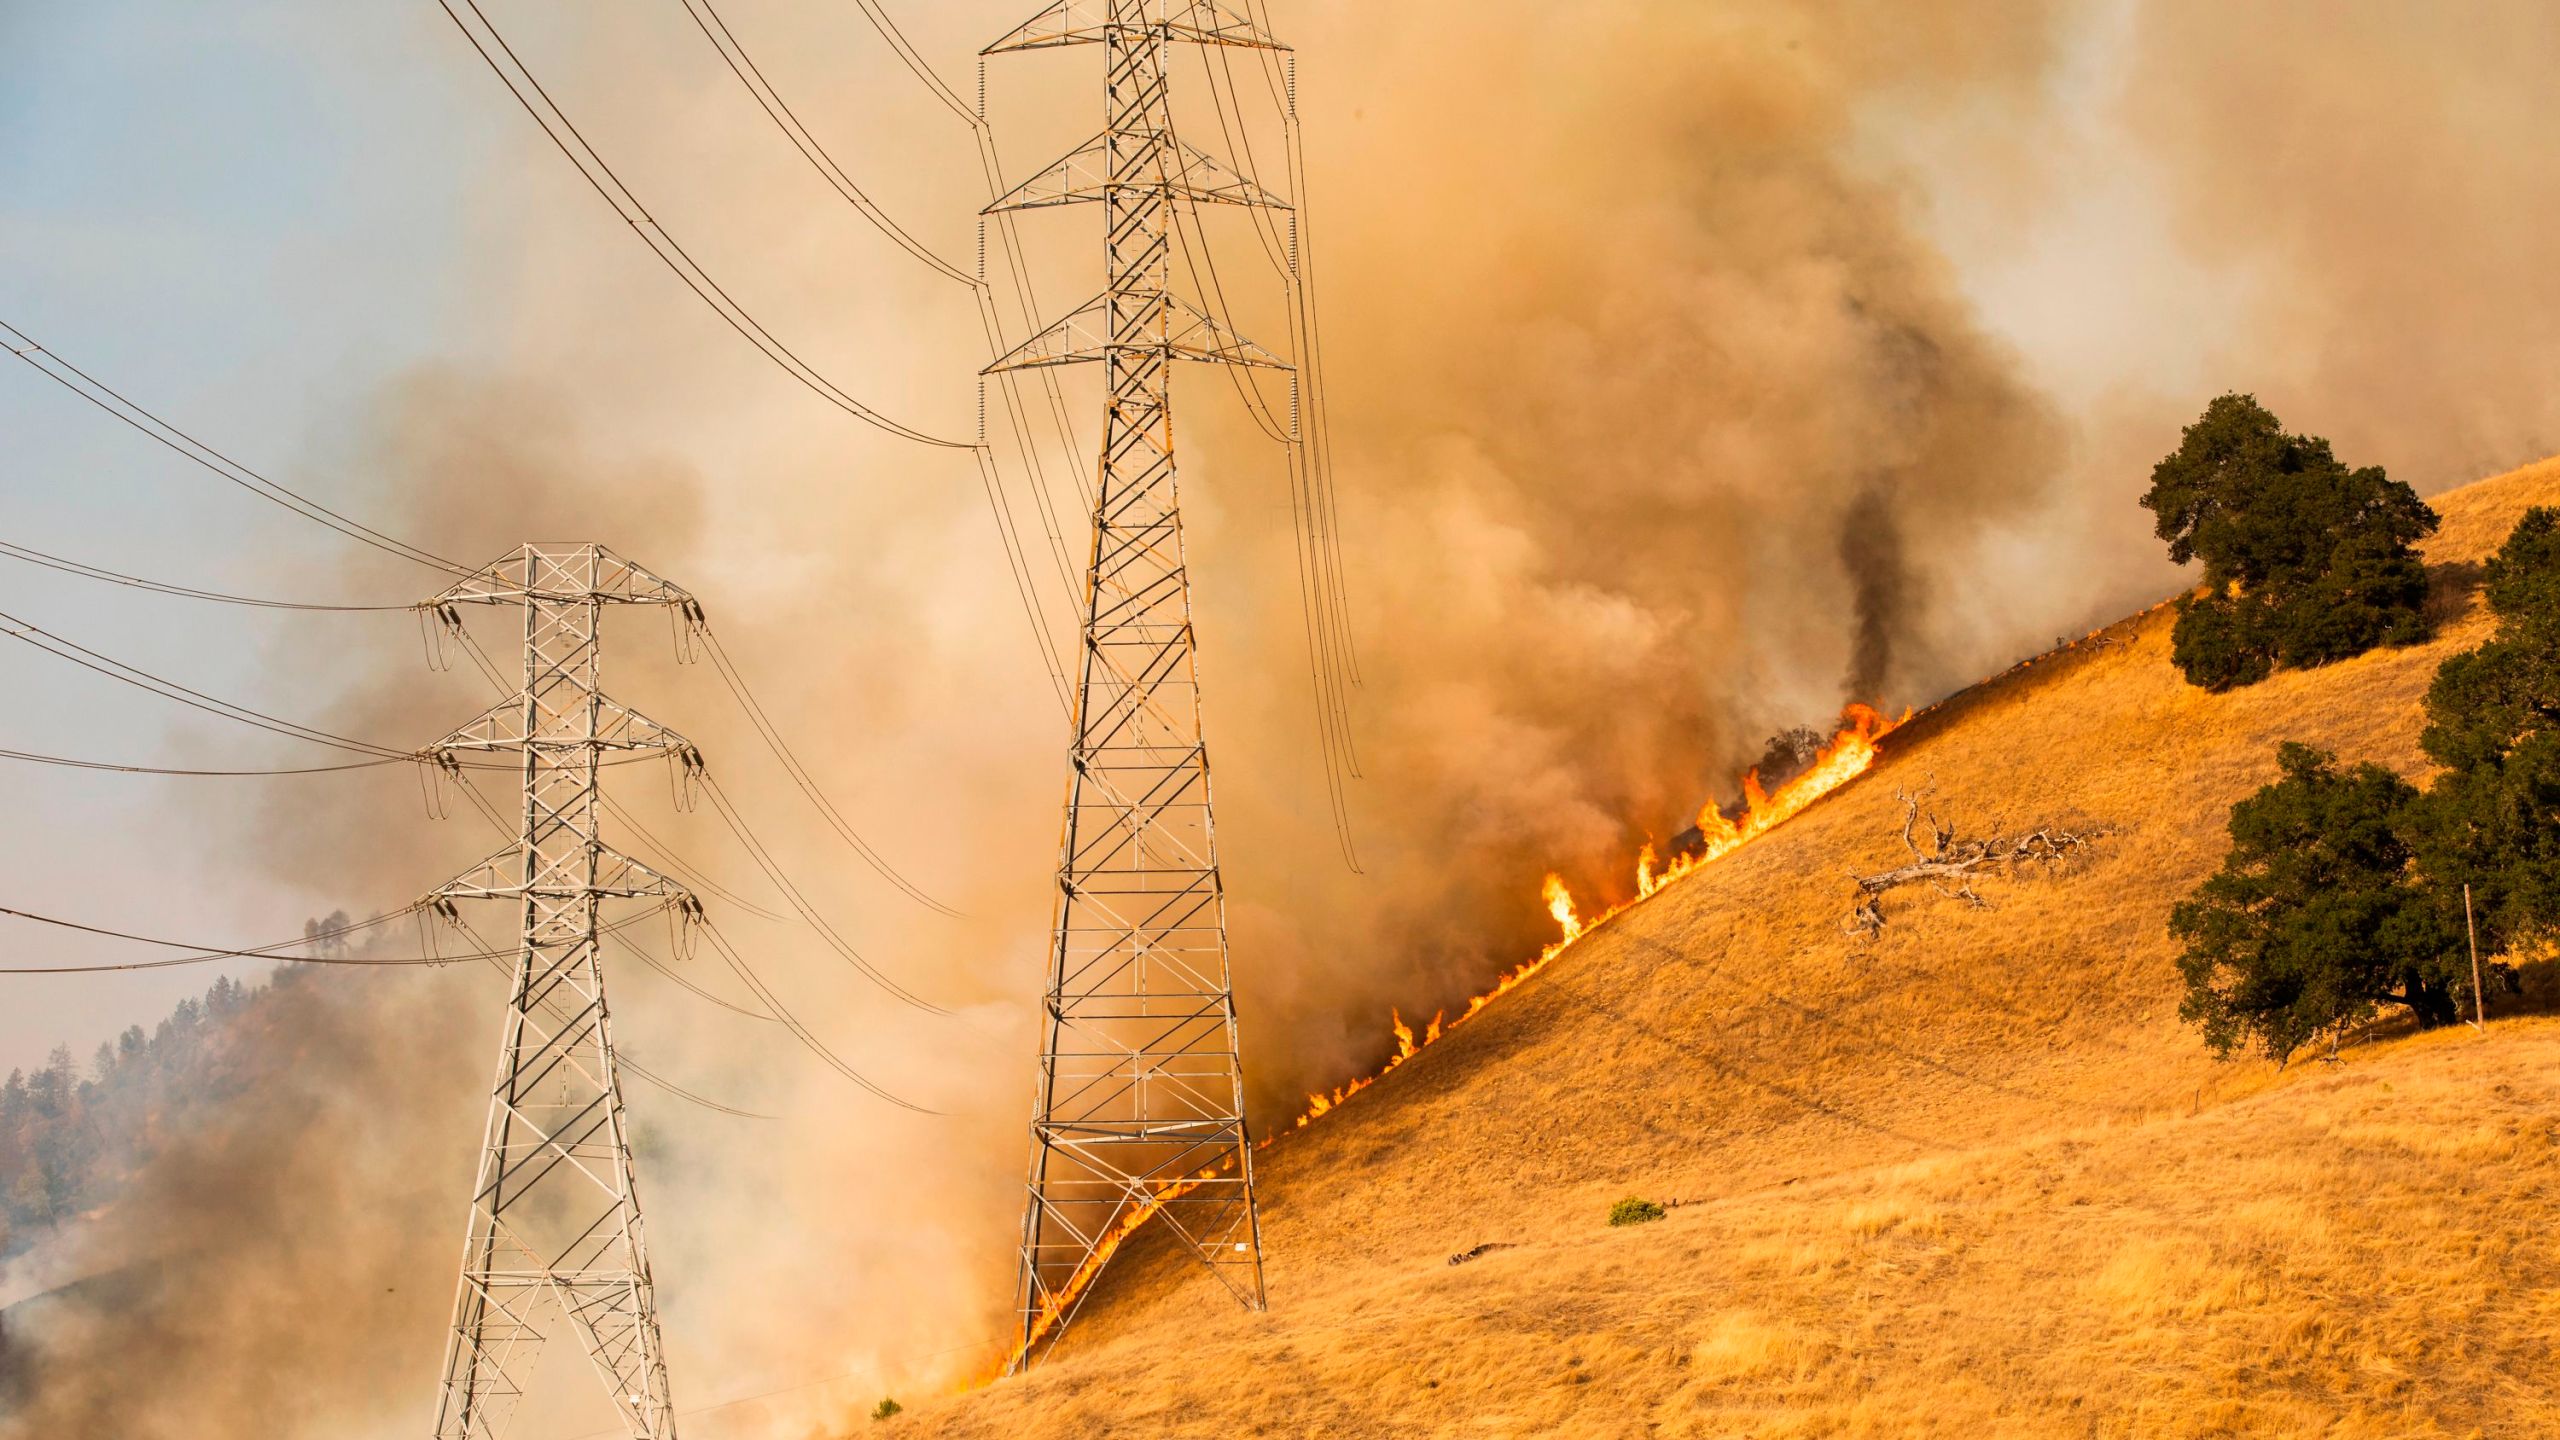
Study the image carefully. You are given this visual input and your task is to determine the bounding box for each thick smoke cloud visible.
[15,1,2560,1433]
[1197,0,2070,1087]
[0,958,485,1440]
[2119,0,2560,490]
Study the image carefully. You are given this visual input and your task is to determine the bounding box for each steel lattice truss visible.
[985,0,1291,1371]
[424,544,698,1440]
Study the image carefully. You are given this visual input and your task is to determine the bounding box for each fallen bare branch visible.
[1846,788,2098,936]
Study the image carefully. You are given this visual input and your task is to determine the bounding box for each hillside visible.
[895,458,2560,1439]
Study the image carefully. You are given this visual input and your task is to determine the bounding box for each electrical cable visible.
[445,910,776,1119]
[695,12,1087,697]
[0,321,472,576]
[1160,58,1366,870]
[0,606,537,770]
[599,792,793,924]
[698,919,935,1112]
[1221,26,1364,687]
[609,927,779,1023]
[0,539,414,611]
[694,771,950,1016]
[676,0,974,286]
[1,606,429,760]
[0,902,501,972]
[698,628,962,917]
[845,0,979,128]
[0,748,413,778]
[618,1053,778,1120]
[434,0,970,449]
[462,0,1081,714]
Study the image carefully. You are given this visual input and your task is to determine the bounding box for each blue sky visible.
[0,2,504,1067]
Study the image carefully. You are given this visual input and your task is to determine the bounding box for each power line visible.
[0,320,471,576]
[0,606,531,768]
[676,0,974,285]
[762,8,1099,708]
[599,791,793,924]
[1204,37,1364,695]
[0,902,499,972]
[698,627,961,917]
[0,538,413,611]
[695,771,951,1016]
[688,2,1088,702]
[699,919,936,1113]
[1159,55,1364,872]
[1214,29,1364,690]
[434,0,970,449]
[846,0,977,128]
[0,748,412,778]
[616,1053,776,1121]
[609,926,777,1024]
[1,606,424,760]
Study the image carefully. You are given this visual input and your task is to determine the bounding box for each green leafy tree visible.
[2144,394,2437,690]
[2407,506,2560,953]
[2173,744,2468,1062]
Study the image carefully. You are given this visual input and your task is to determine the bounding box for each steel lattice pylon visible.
[984,0,1292,1370]
[423,544,701,1440]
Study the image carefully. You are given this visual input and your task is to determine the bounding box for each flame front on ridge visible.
[984,701,1903,1382]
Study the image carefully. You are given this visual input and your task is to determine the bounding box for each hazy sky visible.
[1,3,510,1068]
[3,1,2554,1072]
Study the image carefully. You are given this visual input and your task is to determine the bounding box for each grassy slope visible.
[898,459,2560,1440]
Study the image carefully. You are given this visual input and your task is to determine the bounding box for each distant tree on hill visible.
[2406,506,2560,955]
[0,969,295,1255]
[2143,394,2437,691]
[2172,744,2468,1062]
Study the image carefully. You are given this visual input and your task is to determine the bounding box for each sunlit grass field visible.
[893,458,2560,1439]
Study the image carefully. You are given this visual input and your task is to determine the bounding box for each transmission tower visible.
[422,544,703,1440]
[983,0,1292,1369]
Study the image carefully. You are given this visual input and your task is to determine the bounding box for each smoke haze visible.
[9,1,2559,1435]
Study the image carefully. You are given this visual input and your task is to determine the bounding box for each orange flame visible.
[977,702,1904,1387]
[989,1167,1220,1379]
[1272,702,1901,1136]
[1542,872,1584,942]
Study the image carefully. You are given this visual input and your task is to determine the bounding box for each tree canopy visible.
[2172,508,2560,1063]
[2172,743,2467,1063]
[2407,506,2560,954]
[2144,394,2437,691]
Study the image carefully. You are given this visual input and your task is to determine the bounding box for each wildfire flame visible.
[1542,872,1584,942]
[990,1169,1219,1379]
[1273,703,1902,1137]
[984,701,1904,1383]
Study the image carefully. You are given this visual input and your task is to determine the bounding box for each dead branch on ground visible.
[1846,787,2098,937]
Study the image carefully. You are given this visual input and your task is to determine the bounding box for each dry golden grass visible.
[888,458,2560,1439]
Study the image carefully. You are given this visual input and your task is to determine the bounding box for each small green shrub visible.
[1608,1197,1666,1227]
[872,1397,903,1422]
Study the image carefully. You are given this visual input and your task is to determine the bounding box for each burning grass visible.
[992,703,1910,1375]
[1285,701,1905,1137]
[902,458,2560,1437]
